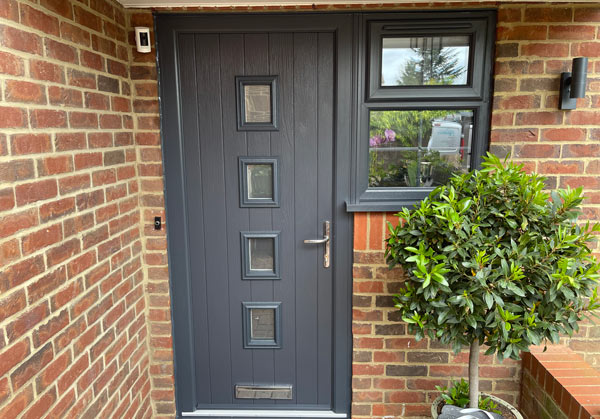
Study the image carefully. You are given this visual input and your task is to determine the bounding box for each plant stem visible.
[469,338,480,409]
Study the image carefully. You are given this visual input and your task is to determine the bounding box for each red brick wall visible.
[0,0,151,417]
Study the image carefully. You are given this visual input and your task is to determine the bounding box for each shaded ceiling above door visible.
[117,0,587,8]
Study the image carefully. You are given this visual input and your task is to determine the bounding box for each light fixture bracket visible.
[559,72,577,110]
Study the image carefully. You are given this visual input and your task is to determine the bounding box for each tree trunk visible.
[469,338,480,409]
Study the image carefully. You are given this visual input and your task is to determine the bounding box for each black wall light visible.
[559,57,588,110]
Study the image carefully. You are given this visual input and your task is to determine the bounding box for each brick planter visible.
[520,346,600,419]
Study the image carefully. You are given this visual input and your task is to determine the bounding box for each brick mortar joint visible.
[519,370,568,419]
[20,0,125,28]
[0,216,142,289]
[0,266,148,401]
[0,169,142,257]
[0,14,131,61]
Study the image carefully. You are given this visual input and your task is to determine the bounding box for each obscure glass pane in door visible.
[244,84,272,123]
[249,238,274,271]
[247,164,273,199]
[250,308,275,339]
[381,36,470,87]
[369,109,473,188]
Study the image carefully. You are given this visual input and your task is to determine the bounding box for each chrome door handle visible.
[303,221,330,268]
[303,237,329,244]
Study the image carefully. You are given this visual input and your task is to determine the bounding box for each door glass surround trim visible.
[240,231,281,279]
[239,156,280,207]
[242,301,282,348]
[236,75,279,131]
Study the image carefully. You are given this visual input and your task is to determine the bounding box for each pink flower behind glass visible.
[369,135,384,147]
[384,129,396,143]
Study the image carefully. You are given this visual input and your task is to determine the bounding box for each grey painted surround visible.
[156,14,354,418]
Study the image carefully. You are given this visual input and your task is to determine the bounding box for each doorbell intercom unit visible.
[135,27,151,53]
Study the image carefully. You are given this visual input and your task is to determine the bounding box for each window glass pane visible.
[250,308,275,339]
[381,36,470,87]
[244,84,271,123]
[249,238,274,271]
[369,110,473,188]
[247,164,273,199]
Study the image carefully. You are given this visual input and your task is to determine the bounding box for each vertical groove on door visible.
[293,32,319,405]
[179,33,210,405]
[219,34,253,405]
[292,33,298,408]
[270,32,296,405]
[216,33,232,405]
[316,32,334,406]
[194,33,232,404]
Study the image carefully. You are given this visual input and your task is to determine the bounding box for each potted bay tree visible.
[385,153,600,418]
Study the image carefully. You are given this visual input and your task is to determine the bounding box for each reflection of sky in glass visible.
[382,46,469,86]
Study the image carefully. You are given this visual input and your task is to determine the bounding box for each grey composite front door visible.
[157,14,353,418]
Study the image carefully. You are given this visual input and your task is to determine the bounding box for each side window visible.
[348,11,496,211]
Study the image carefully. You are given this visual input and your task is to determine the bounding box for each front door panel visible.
[177,29,335,412]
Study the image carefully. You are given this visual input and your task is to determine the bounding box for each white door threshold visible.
[182,409,347,418]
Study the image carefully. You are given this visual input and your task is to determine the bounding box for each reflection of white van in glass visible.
[426,121,462,154]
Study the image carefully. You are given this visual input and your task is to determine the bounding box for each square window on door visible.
[250,238,274,271]
[242,302,281,348]
[241,232,280,279]
[250,308,275,339]
[245,85,271,123]
[236,76,279,131]
[239,157,280,207]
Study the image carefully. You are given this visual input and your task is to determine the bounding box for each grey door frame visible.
[155,13,354,418]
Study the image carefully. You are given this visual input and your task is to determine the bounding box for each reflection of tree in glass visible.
[398,40,465,86]
[370,110,448,148]
[248,164,273,199]
[369,150,457,188]
[368,109,466,188]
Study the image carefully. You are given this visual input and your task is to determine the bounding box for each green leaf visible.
[484,293,493,309]
[432,273,449,286]
[466,316,477,329]
[503,344,513,360]
[507,282,526,297]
